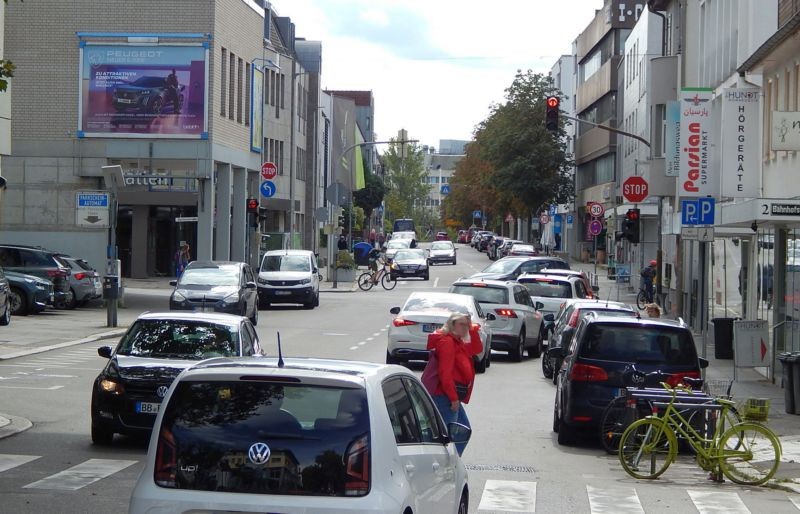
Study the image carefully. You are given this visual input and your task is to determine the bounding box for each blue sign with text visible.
[681,197,715,225]
[77,192,109,207]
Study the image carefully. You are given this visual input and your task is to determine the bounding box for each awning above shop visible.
[718,198,800,228]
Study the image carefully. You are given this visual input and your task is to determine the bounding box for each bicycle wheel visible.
[636,290,648,310]
[718,422,781,485]
[618,418,677,480]
[600,396,646,454]
[381,272,397,290]
[357,273,374,291]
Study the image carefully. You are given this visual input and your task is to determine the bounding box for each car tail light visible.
[568,310,581,328]
[392,318,418,327]
[344,434,370,496]
[569,363,609,382]
[47,269,67,279]
[154,428,177,487]
[495,308,517,318]
[666,371,701,388]
[73,272,87,281]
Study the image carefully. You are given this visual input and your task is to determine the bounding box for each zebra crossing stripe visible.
[586,485,643,513]
[478,479,536,512]
[687,490,749,514]
[23,459,136,491]
[791,497,800,510]
[0,454,40,473]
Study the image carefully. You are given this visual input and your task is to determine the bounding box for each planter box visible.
[335,268,357,282]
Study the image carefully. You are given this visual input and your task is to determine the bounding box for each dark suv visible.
[0,245,72,307]
[552,314,708,445]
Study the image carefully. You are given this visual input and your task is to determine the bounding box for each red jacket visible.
[426,328,483,403]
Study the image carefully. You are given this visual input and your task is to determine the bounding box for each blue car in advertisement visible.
[111,75,185,116]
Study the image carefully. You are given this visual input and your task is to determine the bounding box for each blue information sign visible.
[77,192,109,207]
[681,197,715,225]
[441,184,450,195]
[473,210,482,219]
[260,180,276,198]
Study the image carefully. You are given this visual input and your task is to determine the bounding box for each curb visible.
[0,413,33,440]
[0,328,128,361]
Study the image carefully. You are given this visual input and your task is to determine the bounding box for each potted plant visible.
[335,250,357,282]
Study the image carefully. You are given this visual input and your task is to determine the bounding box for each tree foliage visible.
[0,1,20,93]
[382,138,428,222]
[353,169,385,223]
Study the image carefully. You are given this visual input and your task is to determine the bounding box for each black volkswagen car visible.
[169,261,258,325]
[90,312,262,444]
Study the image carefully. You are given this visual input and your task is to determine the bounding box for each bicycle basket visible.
[740,398,770,422]
[703,379,733,399]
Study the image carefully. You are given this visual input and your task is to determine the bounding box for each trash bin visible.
[712,317,735,359]
[778,352,800,415]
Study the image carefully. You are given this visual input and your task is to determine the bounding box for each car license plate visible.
[117,98,132,103]
[135,401,160,414]
[422,323,441,333]
[275,290,291,296]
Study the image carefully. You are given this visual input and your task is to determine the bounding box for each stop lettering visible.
[623,176,649,203]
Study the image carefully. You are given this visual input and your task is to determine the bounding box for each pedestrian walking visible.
[337,234,348,251]
[174,242,190,277]
[425,312,482,456]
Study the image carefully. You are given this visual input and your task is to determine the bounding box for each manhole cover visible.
[465,464,535,473]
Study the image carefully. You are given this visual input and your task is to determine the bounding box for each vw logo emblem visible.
[156,386,169,398]
[248,442,271,465]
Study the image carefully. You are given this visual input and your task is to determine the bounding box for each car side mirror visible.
[698,357,709,369]
[169,280,177,287]
[97,346,113,359]
[485,312,497,321]
[592,285,600,293]
[535,301,545,311]
[245,281,257,289]
[543,313,555,322]
[390,306,401,315]
[447,422,472,444]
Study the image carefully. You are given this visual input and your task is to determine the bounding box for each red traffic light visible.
[546,96,560,108]
[246,198,259,213]
[625,208,640,220]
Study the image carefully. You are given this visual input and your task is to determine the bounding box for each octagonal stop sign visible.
[623,176,649,203]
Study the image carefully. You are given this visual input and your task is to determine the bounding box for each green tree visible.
[382,138,428,223]
[475,70,574,216]
[0,1,20,92]
[353,169,385,227]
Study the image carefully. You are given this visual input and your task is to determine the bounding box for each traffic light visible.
[545,96,560,132]
[258,207,268,225]
[337,208,345,227]
[622,208,641,243]
[246,198,259,214]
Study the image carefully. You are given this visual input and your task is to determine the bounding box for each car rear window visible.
[578,324,697,365]
[155,381,370,497]
[521,279,572,298]
[402,297,470,314]
[116,319,240,359]
[450,285,509,304]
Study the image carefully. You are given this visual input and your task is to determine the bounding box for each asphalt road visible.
[0,244,799,512]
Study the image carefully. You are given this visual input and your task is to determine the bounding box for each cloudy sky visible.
[274,0,604,149]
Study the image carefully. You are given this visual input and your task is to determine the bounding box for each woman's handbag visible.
[455,382,469,401]
[421,350,439,395]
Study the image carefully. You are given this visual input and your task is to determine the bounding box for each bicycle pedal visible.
[707,472,724,483]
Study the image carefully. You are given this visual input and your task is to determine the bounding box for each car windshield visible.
[481,259,521,274]
[431,242,453,250]
[521,279,572,298]
[157,382,369,496]
[579,324,697,365]
[116,319,239,359]
[450,285,509,304]
[178,266,240,286]
[394,250,423,261]
[130,76,166,88]
[402,297,470,315]
[261,255,311,272]
[387,240,409,249]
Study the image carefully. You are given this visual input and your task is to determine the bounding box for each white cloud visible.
[275,0,603,147]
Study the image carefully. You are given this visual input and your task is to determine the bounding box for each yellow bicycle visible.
[618,382,781,485]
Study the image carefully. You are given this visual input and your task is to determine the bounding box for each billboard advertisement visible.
[79,44,208,138]
[678,88,715,197]
[251,65,264,152]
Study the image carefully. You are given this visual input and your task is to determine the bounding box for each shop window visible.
[220,48,227,117]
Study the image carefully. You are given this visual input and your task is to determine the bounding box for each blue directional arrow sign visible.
[440,184,450,195]
[260,180,276,198]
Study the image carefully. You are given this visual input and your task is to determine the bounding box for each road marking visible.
[322,332,348,336]
[0,385,64,390]
[358,342,366,346]
[0,454,40,473]
[372,332,380,337]
[478,479,536,512]
[381,328,387,332]
[23,458,136,491]
[0,364,99,371]
[586,485,642,513]
[366,337,374,341]
[687,490,749,514]
[349,346,359,350]
[434,277,440,288]
[12,372,76,378]
[790,497,800,509]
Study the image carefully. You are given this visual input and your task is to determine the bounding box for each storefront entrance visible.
[117,205,197,278]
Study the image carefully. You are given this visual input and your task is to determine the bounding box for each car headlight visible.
[391,263,399,270]
[172,291,186,302]
[99,379,124,395]
[299,278,311,285]
[222,293,240,304]
[257,277,268,285]
[35,281,49,289]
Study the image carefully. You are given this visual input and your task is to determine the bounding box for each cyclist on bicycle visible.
[640,259,657,303]
[368,246,386,283]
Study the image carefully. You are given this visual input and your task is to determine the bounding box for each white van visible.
[257,250,321,309]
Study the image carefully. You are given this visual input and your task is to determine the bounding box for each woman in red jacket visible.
[426,311,483,455]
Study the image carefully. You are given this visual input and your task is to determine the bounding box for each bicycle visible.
[636,283,654,310]
[618,382,780,485]
[357,263,397,291]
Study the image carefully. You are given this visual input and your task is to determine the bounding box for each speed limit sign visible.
[588,202,605,218]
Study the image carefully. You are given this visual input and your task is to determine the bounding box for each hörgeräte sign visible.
[721,88,760,197]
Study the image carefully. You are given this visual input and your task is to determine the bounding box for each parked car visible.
[449,279,544,360]
[389,249,430,280]
[0,267,11,325]
[0,244,72,308]
[435,231,450,241]
[112,75,185,115]
[4,270,52,316]
[477,233,496,252]
[170,261,258,325]
[428,240,457,265]
[487,237,505,260]
[509,243,538,257]
[552,314,707,445]
[58,255,102,308]
[537,268,598,298]
[129,358,471,514]
[384,238,411,262]
[498,239,523,257]
[257,250,321,310]
[469,256,570,281]
[544,299,637,381]
[391,230,418,248]
[90,312,262,445]
[457,229,470,244]
[517,273,592,321]
[387,291,495,373]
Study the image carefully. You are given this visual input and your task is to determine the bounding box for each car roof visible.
[263,249,313,256]
[518,272,580,282]
[186,260,244,268]
[452,278,516,289]
[584,313,687,328]
[537,269,583,276]
[565,299,634,310]
[136,311,247,326]
[405,291,475,304]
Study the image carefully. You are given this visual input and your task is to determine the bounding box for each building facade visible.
[549,55,577,255]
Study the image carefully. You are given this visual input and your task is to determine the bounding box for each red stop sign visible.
[623,176,649,203]
[261,162,277,180]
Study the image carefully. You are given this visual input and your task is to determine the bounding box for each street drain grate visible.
[465,464,535,473]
